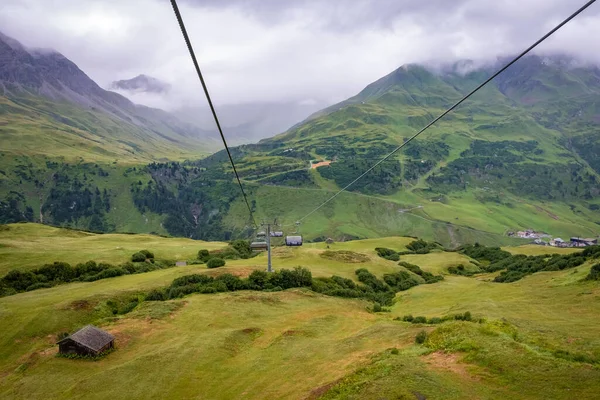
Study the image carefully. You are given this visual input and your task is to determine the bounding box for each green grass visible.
[0,95,212,163]
[0,223,227,274]
[1,226,600,398]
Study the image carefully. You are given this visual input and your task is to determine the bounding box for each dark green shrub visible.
[460,243,511,263]
[1,270,38,291]
[248,270,268,289]
[171,274,213,287]
[331,276,356,289]
[140,250,154,259]
[198,249,210,262]
[74,261,105,276]
[218,247,242,260]
[402,314,414,322]
[390,348,399,355]
[463,311,472,321]
[215,274,244,291]
[132,252,146,262]
[413,316,427,324]
[375,247,397,258]
[428,317,442,324]
[119,299,139,314]
[230,239,253,259]
[415,330,428,344]
[26,282,52,291]
[122,262,137,274]
[356,268,389,292]
[582,245,600,258]
[385,253,400,261]
[168,284,199,299]
[400,262,423,275]
[0,286,17,297]
[406,239,439,254]
[207,258,226,269]
[383,271,420,291]
[36,262,75,282]
[145,289,166,301]
[84,268,127,282]
[372,302,382,312]
[586,263,600,281]
[210,281,229,292]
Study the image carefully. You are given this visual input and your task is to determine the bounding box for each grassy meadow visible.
[0,223,227,275]
[0,223,599,399]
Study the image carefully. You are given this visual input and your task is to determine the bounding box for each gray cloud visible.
[1,0,599,112]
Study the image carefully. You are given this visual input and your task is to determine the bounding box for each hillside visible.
[0,224,599,399]
[0,31,218,162]
[212,55,600,241]
[2,39,600,244]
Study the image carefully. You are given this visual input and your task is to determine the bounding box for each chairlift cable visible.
[170,0,257,227]
[296,0,597,224]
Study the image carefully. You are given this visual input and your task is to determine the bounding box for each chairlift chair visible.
[251,230,268,251]
[285,221,303,246]
[270,231,284,237]
[285,235,303,246]
[250,240,268,251]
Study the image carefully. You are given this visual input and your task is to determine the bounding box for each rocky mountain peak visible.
[110,74,171,94]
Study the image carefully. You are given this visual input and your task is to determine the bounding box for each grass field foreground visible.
[0,224,599,399]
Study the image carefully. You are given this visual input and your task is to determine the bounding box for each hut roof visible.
[58,325,114,352]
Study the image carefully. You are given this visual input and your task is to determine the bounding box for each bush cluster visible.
[493,253,587,283]
[207,258,226,269]
[147,266,314,301]
[399,261,444,283]
[312,272,395,306]
[460,244,600,283]
[0,250,176,297]
[131,249,154,263]
[383,270,421,291]
[375,240,441,261]
[406,239,440,254]
[585,263,600,281]
[415,330,428,344]
[398,311,474,325]
[447,264,479,276]
[195,241,258,264]
[375,247,400,261]
[460,243,512,264]
[141,266,424,307]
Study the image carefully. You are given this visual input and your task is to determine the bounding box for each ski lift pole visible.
[266,223,273,273]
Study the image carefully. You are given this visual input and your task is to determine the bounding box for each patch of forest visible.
[458,243,600,282]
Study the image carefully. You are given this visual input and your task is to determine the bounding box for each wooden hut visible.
[57,325,114,356]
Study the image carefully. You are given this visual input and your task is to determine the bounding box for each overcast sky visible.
[1,0,600,110]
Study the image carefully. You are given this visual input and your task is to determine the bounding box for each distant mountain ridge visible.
[1,31,599,244]
[0,31,218,160]
[110,74,171,94]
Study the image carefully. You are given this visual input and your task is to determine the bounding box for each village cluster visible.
[508,230,598,248]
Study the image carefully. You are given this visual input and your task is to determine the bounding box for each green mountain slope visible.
[2,48,599,244]
[0,95,211,163]
[213,55,600,240]
[0,31,218,162]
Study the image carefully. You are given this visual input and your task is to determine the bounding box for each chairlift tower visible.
[259,219,280,273]
[266,222,273,273]
[253,219,298,273]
